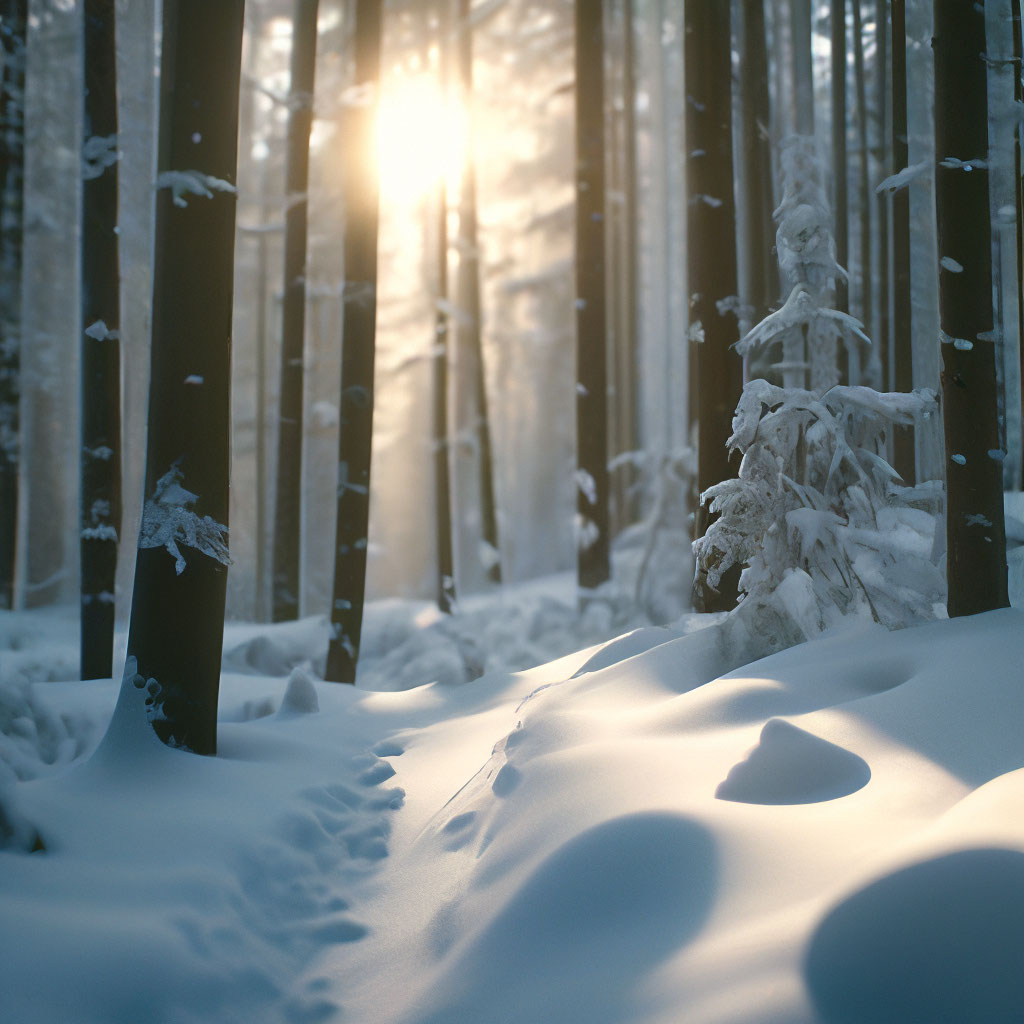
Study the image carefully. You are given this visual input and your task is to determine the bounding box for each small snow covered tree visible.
[80,0,122,680]
[694,381,944,642]
[933,0,1009,617]
[696,134,944,646]
[123,0,244,754]
[741,136,861,394]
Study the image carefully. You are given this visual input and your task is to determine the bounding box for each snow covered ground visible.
[3,582,1024,1023]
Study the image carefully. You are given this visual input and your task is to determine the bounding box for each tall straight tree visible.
[891,0,914,481]
[687,0,743,612]
[0,0,26,611]
[739,0,778,329]
[271,0,319,623]
[874,0,891,390]
[618,0,640,525]
[324,0,382,683]
[433,0,455,615]
[791,0,815,135]
[455,0,501,585]
[574,0,611,593]
[832,0,849,326]
[80,0,122,679]
[934,0,1008,617]
[851,0,871,368]
[125,0,244,754]
[1013,0,1024,482]
[608,0,641,532]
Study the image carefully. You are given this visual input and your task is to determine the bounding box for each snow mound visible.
[278,667,319,716]
[411,813,716,1024]
[715,718,871,804]
[806,847,1024,1024]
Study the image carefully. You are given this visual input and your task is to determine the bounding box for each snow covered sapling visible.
[739,136,865,390]
[694,133,943,646]
[694,380,943,639]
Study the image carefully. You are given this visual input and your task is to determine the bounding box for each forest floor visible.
[3,547,1024,1022]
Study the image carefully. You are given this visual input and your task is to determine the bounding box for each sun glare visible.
[376,71,466,205]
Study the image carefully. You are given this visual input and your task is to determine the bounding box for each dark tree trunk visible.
[0,0,26,611]
[791,0,815,135]
[687,1,742,612]
[739,0,778,326]
[455,0,501,586]
[1013,0,1024,487]
[574,0,611,593]
[125,0,244,754]
[891,0,914,481]
[934,0,1008,617]
[433,177,456,614]
[875,0,890,390]
[851,0,871,377]
[610,0,642,533]
[271,0,319,623]
[324,0,382,683]
[832,0,849,336]
[80,0,123,679]
[434,0,455,615]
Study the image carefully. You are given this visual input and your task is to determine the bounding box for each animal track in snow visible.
[169,748,404,1023]
[716,718,871,805]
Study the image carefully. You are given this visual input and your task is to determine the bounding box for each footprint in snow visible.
[172,747,405,1024]
[716,718,870,805]
[425,723,528,857]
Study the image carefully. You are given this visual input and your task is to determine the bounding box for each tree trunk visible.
[832,0,849,334]
[934,0,1008,617]
[271,0,318,623]
[1013,0,1024,487]
[739,0,778,329]
[610,0,641,534]
[454,0,501,587]
[791,0,815,135]
[80,0,123,679]
[324,0,382,683]
[687,0,742,612]
[0,0,26,611]
[574,0,611,593]
[125,0,244,754]
[874,0,890,390]
[620,0,640,519]
[891,0,914,481]
[851,0,871,380]
[434,0,455,614]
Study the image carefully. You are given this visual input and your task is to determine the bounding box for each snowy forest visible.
[3,0,1024,1021]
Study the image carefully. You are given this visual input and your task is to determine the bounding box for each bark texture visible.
[126,0,244,753]
[325,0,382,683]
[80,0,123,679]
[934,0,1009,617]
[574,0,611,592]
[687,0,743,611]
[271,0,319,622]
